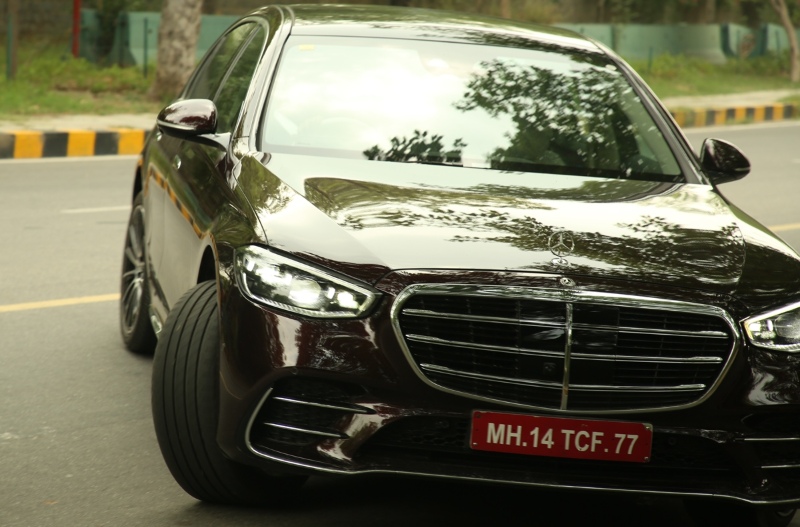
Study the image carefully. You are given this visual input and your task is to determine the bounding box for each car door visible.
[148,21,268,312]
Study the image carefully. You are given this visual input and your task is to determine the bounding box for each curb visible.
[669,102,798,128]
[0,129,149,159]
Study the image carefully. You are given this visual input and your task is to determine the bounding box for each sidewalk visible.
[1,90,799,159]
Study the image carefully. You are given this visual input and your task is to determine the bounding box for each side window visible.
[214,27,267,134]
[183,23,256,101]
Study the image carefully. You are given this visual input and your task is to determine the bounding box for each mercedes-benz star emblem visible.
[548,231,575,258]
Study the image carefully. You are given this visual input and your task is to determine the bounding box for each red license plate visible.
[471,411,652,463]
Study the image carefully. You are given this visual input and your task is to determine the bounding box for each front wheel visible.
[151,281,306,505]
[684,499,797,527]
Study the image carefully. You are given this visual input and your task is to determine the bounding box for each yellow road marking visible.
[0,294,120,313]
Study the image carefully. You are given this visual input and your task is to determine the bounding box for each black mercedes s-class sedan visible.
[119,5,800,525]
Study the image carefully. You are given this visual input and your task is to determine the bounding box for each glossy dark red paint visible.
[126,4,800,515]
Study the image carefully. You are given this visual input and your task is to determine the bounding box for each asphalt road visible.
[1,122,800,527]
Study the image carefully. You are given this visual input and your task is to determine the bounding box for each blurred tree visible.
[501,0,512,18]
[677,0,718,22]
[6,0,18,79]
[149,0,203,101]
[560,0,664,23]
[558,0,732,23]
[203,0,219,14]
[86,0,163,61]
[767,0,800,81]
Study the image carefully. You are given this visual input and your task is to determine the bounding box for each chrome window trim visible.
[390,283,741,415]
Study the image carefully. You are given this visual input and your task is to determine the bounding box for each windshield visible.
[262,36,683,182]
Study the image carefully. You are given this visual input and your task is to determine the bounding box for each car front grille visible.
[392,285,738,413]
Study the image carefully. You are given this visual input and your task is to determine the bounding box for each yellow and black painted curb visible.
[0,129,149,159]
[670,103,798,128]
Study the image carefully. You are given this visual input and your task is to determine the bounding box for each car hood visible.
[241,153,785,299]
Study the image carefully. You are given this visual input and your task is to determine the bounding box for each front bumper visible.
[216,270,800,506]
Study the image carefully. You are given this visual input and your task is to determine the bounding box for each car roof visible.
[260,4,604,55]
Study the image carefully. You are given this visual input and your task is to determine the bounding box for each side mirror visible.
[156,99,230,150]
[157,98,217,135]
[699,138,750,185]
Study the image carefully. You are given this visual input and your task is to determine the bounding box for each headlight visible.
[234,245,379,318]
[744,301,800,352]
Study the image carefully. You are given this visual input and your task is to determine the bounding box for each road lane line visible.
[0,155,139,166]
[0,294,120,313]
[61,205,130,214]
[683,120,800,135]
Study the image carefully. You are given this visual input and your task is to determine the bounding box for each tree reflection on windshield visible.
[363,130,466,166]
[360,55,682,181]
[457,59,636,174]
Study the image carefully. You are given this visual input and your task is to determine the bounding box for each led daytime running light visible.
[744,300,800,352]
[234,246,378,318]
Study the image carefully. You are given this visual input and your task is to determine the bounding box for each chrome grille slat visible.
[262,422,348,439]
[575,324,728,339]
[404,308,728,339]
[421,363,706,393]
[272,395,372,414]
[571,353,723,364]
[407,333,723,364]
[392,285,738,414]
[420,363,563,389]
[406,333,567,359]
[403,308,564,328]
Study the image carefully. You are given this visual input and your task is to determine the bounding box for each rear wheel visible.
[151,281,306,505]
[684,499,797,527]
[120,192,156,355]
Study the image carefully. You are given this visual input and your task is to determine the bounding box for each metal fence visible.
[3,1,798,69]
[0,0,73,38]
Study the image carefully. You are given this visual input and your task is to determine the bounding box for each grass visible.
[631,53,800,99]
[0,40,161,119]
[1,39,800,120]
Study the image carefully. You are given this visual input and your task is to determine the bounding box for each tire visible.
[151,281,306,505]
[120,192,157,355]
[684,499,797,527]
